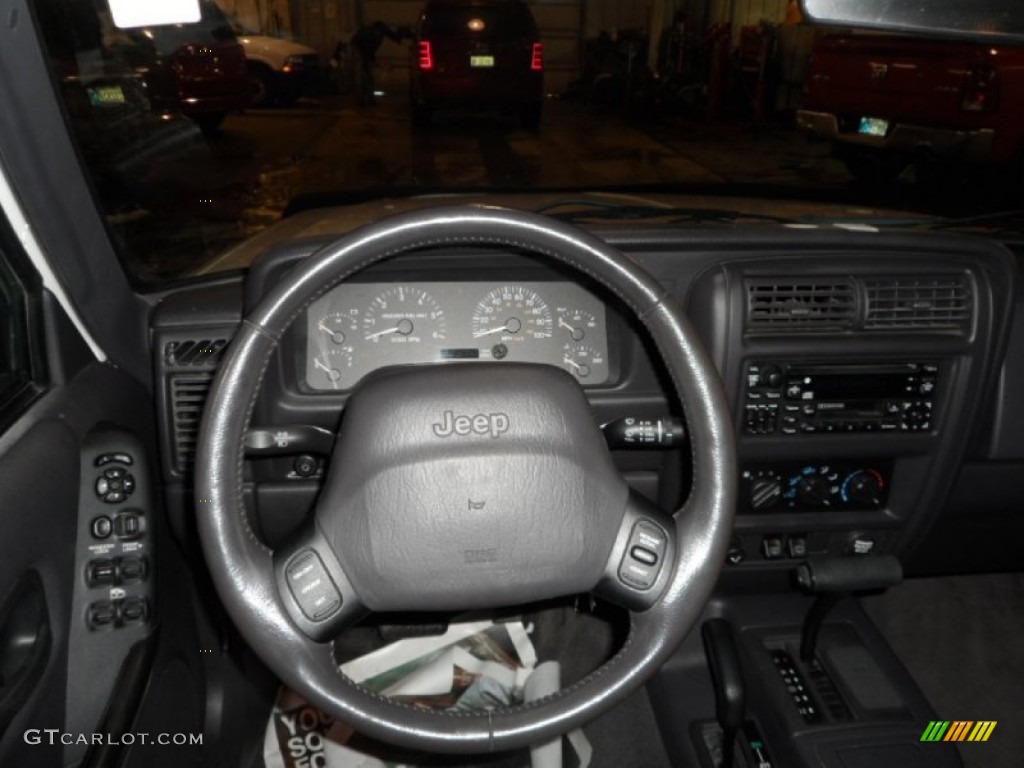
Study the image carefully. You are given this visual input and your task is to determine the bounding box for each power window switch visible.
[120,597,148,625]
[87,601,116,630]
[87,559,116,586]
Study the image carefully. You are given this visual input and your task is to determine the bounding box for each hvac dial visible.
[362,286,446,344]
[472,286,553,343]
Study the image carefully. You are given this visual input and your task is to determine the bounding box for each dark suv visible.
[410,0,544,128]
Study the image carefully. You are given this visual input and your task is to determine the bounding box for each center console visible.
[640,233,1014,768]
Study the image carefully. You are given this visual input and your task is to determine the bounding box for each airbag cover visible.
[315,363,629,611]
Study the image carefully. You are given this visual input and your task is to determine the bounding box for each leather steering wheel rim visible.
[196,204,736,753]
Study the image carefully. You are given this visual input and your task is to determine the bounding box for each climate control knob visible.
[750,477,782,511]
[842,470,884,506]
[797,475,832,508]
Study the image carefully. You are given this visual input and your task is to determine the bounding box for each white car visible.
[237,32,321,106]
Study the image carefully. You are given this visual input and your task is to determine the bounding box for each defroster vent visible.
[169,374,212,474]
[746,278,857,332]
[865,276,972,330]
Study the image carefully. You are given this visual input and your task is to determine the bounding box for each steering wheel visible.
[196,205,736,754]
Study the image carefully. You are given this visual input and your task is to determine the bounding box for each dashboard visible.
[152,221,1023,581]
[304,281,609,390]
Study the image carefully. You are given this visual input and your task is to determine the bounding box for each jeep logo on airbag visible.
[432,410,510,438]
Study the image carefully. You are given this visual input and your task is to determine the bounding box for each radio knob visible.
[759,365,783,388]
[750,477,782,511]
[797,475,832,508]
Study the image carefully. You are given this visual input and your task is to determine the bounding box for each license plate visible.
[87,85,126,107]
[470,55,495,68]
[858,117,889,137]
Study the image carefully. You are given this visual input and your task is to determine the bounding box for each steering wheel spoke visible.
[593,492,677,612]
[273,519,367,642]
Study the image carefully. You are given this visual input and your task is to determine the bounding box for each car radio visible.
[743,361,939,436]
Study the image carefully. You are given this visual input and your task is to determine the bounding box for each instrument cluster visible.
[303,281,610,391]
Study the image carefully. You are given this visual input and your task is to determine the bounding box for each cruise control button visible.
[618,521,668,590]
[286,551,342,622]
[629,546,658,566]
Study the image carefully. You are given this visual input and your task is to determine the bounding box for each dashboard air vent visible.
[864,276,972,330]
[169,374,212,474]
[165,338,228,368]
[746,279,857,332]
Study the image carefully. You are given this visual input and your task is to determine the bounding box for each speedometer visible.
[471,285,553,343]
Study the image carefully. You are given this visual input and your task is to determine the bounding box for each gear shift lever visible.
[702,618,745,768]
[794,554,903,662]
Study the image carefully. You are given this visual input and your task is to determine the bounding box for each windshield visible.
[29,0,1024,284]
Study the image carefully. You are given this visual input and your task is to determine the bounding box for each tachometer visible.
[362,286,446,344]
[471,285,553,343]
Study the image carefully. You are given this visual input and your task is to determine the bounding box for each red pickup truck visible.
[796,33,1024,183]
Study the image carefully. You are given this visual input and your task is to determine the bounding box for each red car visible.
[140,0,250,133]
[797,33,1024,183]
[409,0,544,129]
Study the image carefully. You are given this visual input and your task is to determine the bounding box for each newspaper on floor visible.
[263,617,592,768]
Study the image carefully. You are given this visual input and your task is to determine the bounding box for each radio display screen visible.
[796,373,911,400]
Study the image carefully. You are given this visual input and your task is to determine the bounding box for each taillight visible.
[418,41,433,71]
[962,64,998,113]
[531,42,543,72]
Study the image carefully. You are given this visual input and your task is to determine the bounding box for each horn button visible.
[314,363,629,612]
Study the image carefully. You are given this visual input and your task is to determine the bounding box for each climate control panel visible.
[741,461,890,514]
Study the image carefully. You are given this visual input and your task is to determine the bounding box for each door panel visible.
[0,361,164,767]
[0,418,79,768]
